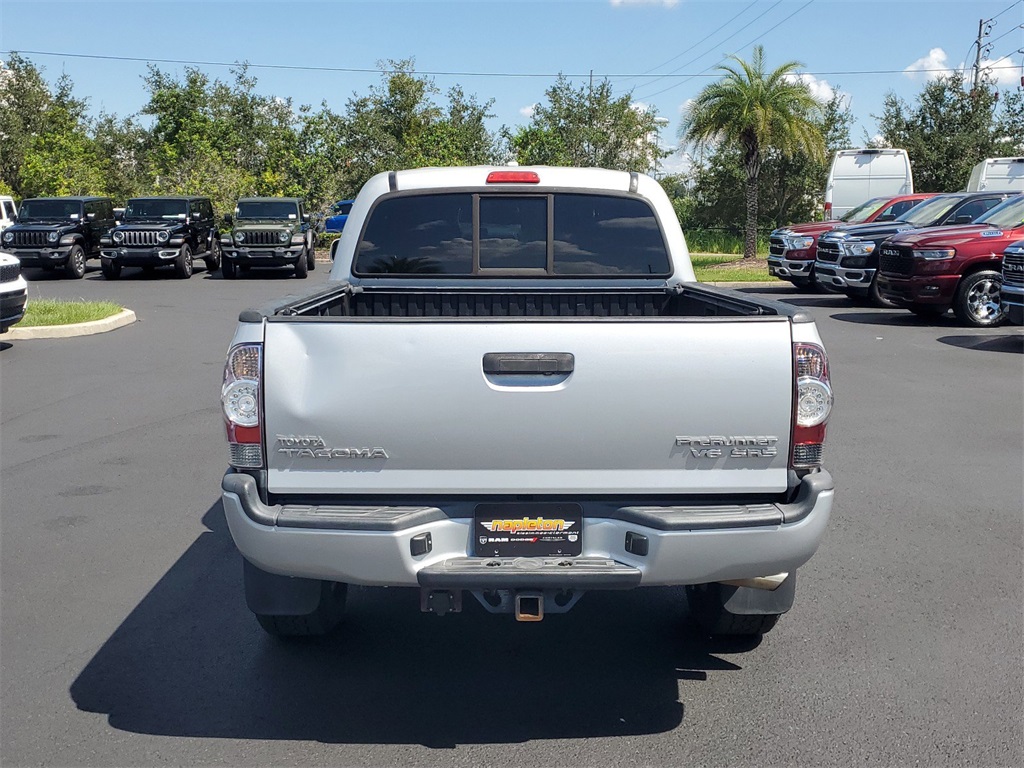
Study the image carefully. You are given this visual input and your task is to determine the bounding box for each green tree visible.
[681,46,824,258]
[0,54,54,197]
[875,71,1024,192]
[338,60,499,195]
[507,75,667,171]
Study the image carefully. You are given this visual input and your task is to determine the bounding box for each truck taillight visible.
[823,201,833,220]
[792,343,832,470]
[223,343,263,468]
[486,170,540,184]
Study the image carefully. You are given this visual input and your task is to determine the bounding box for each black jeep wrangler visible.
[100,196,220,279]
[0,196,117,279]
[220,197,315,279]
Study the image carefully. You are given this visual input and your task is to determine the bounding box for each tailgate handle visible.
[483,353,574,375]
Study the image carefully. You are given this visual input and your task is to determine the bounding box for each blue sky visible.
[2,0,1023,173]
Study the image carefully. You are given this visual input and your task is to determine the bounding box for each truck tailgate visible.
[262,318,794,495]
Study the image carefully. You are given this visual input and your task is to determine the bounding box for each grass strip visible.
[22,299,123,327]
[692,253,772,283]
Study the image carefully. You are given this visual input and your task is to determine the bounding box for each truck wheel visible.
[64,245,86,279]
[101,258,121,280]
[953,270,1005,327]
[255,581,347,638]
[293,249,308,279]
[204,240,221,272]
[685,582,783,637]
[221,257,237,280]
[868,274,898,308]
[174,243,193,279]
[307,245,316,271]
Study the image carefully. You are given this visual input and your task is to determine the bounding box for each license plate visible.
[474,503,582,557]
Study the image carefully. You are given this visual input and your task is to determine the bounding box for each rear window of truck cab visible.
[353,192,672,276]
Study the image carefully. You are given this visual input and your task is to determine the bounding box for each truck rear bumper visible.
[222,470,833,588]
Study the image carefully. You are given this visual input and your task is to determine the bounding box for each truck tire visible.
[293,249,308,279]
[221,257,237,280]
[174,243,193,279]
[204,240,221,273]
[255,581,347,638]
[953,270,1005,327]
[101,258,121,280]
[64,245,86,279]
[307,245,316,271]
[685,582,783,637]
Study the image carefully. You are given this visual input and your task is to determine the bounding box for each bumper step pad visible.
[417,556,641,590]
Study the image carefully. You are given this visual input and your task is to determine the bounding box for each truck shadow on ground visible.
[69,502,759,747]
[937,333,1023,354]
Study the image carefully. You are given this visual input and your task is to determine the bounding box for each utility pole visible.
[973,18,985,92]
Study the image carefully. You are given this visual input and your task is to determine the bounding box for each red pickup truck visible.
[768,193,934,290]
[877,195,1024,326]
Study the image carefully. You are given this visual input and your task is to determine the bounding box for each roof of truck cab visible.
[237,197,303,202]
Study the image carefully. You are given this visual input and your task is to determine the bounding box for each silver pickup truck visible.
[220,166,835,640]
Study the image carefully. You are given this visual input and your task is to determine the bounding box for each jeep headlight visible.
[112,230,124,243]
[47,231,59,243]
[843,240,875,256]
[234,232,245,244]
[785,235,814,250]
[2,231,13,243]
[157,230,169,243]
[277,230,290,244]
[913,248,955,260]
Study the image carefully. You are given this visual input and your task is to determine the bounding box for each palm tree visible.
[681,46,824,259]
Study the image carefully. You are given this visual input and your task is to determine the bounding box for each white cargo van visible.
[964,157,1024,192]
[824,149,913,220]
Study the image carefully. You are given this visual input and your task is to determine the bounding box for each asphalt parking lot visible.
[1,263,1021,767]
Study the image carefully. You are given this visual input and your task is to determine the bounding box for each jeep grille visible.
[879,245,914,276]
[242,230,284,246]
[121,230,161,246]
[10,230,49,247]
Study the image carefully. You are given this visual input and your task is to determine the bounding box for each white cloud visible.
[980,56,1022,87]
[903,48,958,80]
[785,73,849,106]
[610,0,680,7]
[519,104,537,118]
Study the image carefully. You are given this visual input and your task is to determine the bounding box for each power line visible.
[0,47,1013,82]
[637,0,817,101]
[987,0,1023,23]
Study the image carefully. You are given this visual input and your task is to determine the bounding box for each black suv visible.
[100,196,220,279]
[814,191,1016,306]
[220,197,315,279]
[1,196,117,279]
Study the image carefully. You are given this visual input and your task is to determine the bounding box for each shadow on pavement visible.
[937,333,1024,354]
[69,502,758,747]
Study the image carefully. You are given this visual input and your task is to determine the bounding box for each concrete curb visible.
[7,308,137,340]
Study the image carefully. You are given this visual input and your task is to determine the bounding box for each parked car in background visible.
[324,199,354,233]
[964,157,1024,192]
[100,196,220,279]
[877,194,1024,326]
[1000,240,1024,325]
[220,197,315,279]
[769,193,934,290]
[814,191,1017,306]
[824,148,914,220]
[0,196,17,233]
[0,250,28,333]
[0,196,117,279]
